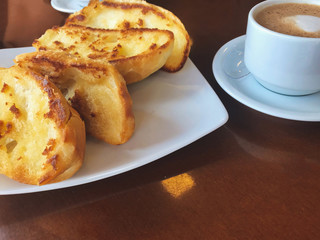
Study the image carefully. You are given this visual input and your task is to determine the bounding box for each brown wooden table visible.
[1,0,320,239]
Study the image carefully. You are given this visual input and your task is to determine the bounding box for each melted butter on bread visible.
[33,25,174,84]
[66,0,191,72]
[0,66,85,185]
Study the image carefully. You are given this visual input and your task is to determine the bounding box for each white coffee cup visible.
[244,0,320,95]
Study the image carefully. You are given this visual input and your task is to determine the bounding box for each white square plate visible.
[0,47,228,195]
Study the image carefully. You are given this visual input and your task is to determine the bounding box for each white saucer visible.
[51,0,89,13]
[212,35,320,122]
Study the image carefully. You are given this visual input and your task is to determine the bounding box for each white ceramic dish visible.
[212,35,320,121]
[51,0,89,13]
[0,47,228,195]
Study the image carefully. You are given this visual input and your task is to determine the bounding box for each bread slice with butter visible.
[65,0,191,72]
[0,66,86,185]
[33,25,174,84]
[15,51,135,145]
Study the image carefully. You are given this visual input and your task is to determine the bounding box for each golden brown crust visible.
[32,25,174,84]
[0,66,86,185]
[30,71,71,126]
[42,107,86,185]
[15,51,135,145]
[65,0,191,72]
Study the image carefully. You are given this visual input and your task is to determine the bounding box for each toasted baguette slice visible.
[66,0,191,72]
[15,51,135,145]
[33,25,174,84]
[0,66,86,185]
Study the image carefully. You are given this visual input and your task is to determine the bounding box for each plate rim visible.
[0,47,228,195]
[51,0,89,13]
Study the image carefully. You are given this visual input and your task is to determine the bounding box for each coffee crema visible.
[255,3,320,38]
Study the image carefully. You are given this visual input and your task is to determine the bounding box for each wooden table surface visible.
[1,0,320,239]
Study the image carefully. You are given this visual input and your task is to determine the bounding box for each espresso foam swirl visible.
[289,15,320,33]
[255,3,320,38]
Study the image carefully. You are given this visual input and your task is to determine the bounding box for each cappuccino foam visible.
[288,15,320,32]
[255,3,320,38]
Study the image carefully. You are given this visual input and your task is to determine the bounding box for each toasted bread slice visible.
[66,0,191,72]
[15,51,134,145]
[33,25,174,84]
[0,66,86,185]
